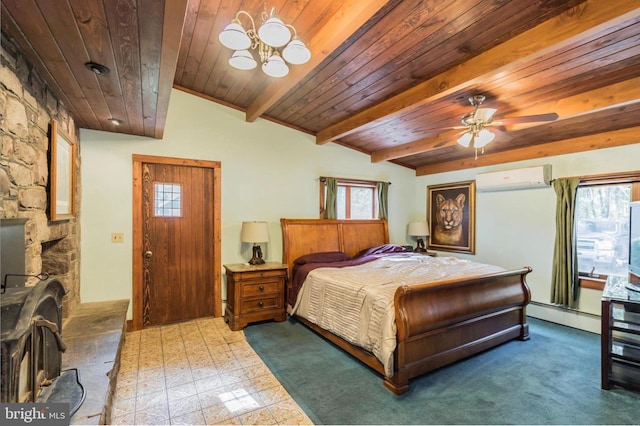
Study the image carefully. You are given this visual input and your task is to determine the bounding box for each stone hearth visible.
[61,300,128,425]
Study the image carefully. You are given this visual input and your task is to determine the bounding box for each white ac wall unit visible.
[476,164,552,192]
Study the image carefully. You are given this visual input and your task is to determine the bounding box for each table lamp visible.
[241,221,269,265]
[408,221,429,253]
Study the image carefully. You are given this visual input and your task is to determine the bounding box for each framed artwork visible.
[427,180,475,254]
[50,120,76,221]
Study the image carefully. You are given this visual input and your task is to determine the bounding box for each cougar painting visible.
[433,193,466,246]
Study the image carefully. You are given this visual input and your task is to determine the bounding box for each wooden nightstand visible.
[224,262,287,331]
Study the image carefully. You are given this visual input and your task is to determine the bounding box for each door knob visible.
[144,251,153,258]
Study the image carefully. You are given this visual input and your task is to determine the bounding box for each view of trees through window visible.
[575,184,631,277]
[337,185,376,219]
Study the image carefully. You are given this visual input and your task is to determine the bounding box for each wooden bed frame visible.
[281,218,532,394]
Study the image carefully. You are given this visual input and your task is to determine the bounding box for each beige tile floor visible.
[111,317,313,425]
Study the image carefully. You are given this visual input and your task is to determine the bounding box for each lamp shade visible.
[408,221,429,237]
[457,132,473,148]
[241,221,269,243]
[473,129,495,148]
[229,50,257,70]
[219,21,251,50]
[282,38,311,65]
[262,52,289,77]
[258,16,291,47]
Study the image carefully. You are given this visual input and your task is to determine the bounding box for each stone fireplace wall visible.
[1,33,80,317]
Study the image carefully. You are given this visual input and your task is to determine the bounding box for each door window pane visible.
[154,182,182,217]
[576,184,630,276]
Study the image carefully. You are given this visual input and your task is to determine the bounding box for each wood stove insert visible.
[0,218,84,415]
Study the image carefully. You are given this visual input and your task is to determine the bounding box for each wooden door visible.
[132,155,221,329]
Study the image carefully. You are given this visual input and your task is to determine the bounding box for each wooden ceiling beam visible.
[371,77,640,162]
[415,127,640,176]
[316,0,640,145]
[244,0,389,123]
[154,0,189,139]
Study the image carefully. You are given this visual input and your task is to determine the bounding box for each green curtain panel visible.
[324,177,337,219]
[550,177,580,307]
[377,181,389,220]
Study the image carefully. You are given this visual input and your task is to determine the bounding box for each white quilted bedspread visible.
[290,253,505,377]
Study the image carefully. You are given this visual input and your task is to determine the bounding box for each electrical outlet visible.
[111,233,124,243]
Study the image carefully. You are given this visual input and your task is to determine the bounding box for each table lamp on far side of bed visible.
[408,221,429,253]
[241,221,269,265]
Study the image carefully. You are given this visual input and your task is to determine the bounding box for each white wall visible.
[415,144,640,333]
[80,89,417,318]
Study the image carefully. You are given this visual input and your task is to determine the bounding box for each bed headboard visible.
[280,218,389,270]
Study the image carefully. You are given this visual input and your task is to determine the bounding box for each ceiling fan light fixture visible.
[457,132,473,148]
[474,129,495,148]
[262,51,289,77]
[219,20,252,50]
[229,50,257,70]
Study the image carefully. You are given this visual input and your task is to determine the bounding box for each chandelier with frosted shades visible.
[218,5,311,78]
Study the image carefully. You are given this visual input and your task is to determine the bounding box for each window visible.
[154,182,182,217]
[575,174,640,288]
[320,178,378,219]
[576,184,630,278]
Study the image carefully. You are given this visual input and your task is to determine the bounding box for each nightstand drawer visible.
[240,296,281,314]
[236,269,286,281]
[241,280,280,297]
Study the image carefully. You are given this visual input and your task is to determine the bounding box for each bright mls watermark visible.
[1,403,69,426]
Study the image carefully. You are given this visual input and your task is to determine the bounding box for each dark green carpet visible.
[244,317,640,425]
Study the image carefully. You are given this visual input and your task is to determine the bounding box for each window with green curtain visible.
[377,181,389,220]
[320,177,389,220]
[550,177,580,308]
[324,177,337,219]
[552,173,640,303]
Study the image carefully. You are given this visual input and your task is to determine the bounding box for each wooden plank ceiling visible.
[2,0,639,175]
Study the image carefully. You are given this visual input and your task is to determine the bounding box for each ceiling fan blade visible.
[475,107,497,122]
[422,125,467,133]
[496,112,559,125]
[492,128,512,142]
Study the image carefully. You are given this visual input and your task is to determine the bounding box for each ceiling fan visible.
[454,95,558,155]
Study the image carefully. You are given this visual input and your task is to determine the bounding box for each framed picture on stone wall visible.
[50,120,75,221]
